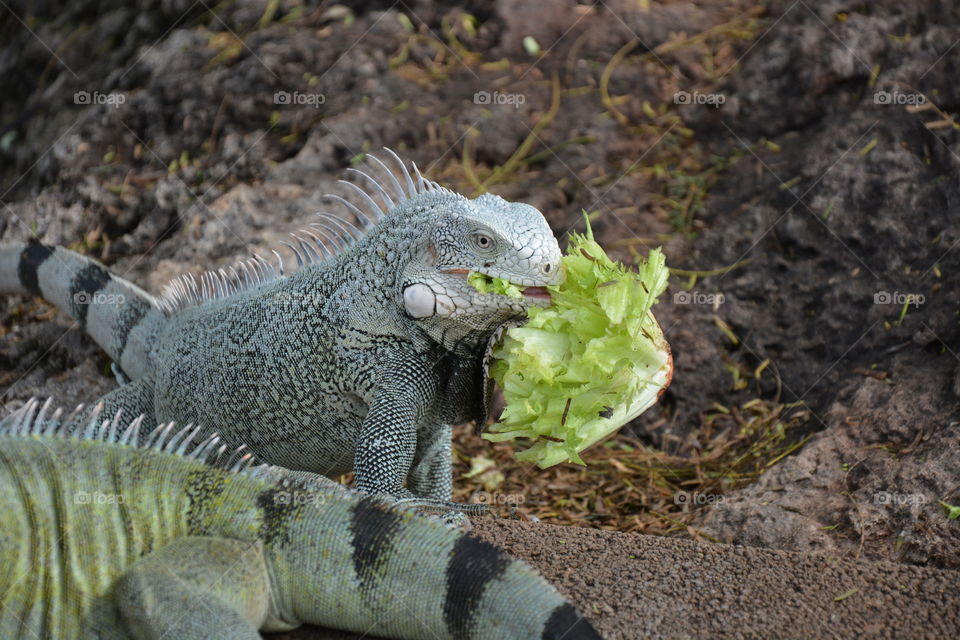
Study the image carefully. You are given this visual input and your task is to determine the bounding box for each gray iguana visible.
[0,150,562,508]
[0,397,601,639]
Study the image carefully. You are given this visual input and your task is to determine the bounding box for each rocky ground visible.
[2,0,959,637]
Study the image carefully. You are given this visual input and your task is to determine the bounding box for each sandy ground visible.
[273,518,960,640]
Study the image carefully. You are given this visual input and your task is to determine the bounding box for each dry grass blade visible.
[454,397,811,537]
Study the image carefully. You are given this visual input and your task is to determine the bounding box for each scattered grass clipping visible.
[479,218,672,468]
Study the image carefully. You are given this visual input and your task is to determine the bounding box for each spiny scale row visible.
[153,148,449,315]
[2,397,260,473]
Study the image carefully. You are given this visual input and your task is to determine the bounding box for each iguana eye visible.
[474,233,494,251]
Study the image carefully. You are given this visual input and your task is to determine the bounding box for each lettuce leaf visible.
[482,218,672,468]
[467,271,525,298]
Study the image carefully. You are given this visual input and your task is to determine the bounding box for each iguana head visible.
[397,190,563,353]
[321,150,562,354]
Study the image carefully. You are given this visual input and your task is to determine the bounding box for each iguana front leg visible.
[407,423,476,528]
[115,537,287,639]
[404,353,487,502]
[408,422,453,500]
[352,355,439,500]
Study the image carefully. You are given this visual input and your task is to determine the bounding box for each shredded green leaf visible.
[468,271,524,298]
[484,217,672,468]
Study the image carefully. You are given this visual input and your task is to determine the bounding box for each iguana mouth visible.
[520,286,551,300]
[443,268,553,301]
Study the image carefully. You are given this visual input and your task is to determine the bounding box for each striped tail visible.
[309,496,605,640]
[0,240,164,380]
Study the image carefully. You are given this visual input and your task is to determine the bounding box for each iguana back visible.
[0,399,601,639]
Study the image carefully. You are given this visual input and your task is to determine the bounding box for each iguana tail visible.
[0,398,604,639]
[0,240,163,379]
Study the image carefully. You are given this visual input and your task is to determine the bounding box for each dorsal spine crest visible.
[0,397,260,473]
[153,149,453,316]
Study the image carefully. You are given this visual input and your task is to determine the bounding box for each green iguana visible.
[0,397,601,639]
[0,150,562,510]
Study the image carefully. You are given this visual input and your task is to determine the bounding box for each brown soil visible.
[274,518,960,640]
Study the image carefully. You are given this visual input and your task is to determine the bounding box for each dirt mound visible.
[695,349,960,569]
[679,0,960,569]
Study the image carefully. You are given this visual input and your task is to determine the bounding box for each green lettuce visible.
[468,271,524,298]
[481,219,672,468]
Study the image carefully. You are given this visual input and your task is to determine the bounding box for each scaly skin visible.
[0,151,562,508]
[0,399,600,639]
